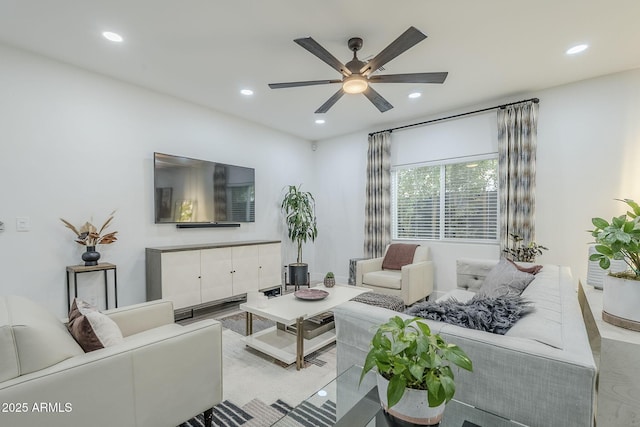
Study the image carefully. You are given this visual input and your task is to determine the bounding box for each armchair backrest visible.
[0,296,83,382]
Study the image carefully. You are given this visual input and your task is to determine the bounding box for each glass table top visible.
[272,365,528,427]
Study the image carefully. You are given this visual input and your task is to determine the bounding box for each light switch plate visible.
[16,217,30,232]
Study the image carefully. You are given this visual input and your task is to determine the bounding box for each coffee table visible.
[239,284,369,370]
[272,365,530,426]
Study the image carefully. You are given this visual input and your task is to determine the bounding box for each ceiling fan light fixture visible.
[342,76,368,94]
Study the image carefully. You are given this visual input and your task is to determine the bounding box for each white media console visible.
[146,240,282,314]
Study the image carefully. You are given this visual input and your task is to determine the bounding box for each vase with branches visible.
[61,211,118,266]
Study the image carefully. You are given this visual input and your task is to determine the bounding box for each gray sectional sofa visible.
[333,258,597,427]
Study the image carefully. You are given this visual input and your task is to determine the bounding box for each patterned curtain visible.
[497,101,539,254]
[364,131,392,258]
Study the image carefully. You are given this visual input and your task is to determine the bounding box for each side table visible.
[579,280,640,426]
[66,263,118,311]
[349,258,368,285]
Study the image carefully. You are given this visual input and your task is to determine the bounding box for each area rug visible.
[179,314,338,427]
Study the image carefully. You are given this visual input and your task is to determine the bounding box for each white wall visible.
[0,44,316,317]
[315,68,640,296]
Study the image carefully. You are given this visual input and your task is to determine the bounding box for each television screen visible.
[154,152,255,224]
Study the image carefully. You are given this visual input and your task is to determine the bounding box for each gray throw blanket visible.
[405,294,533,335]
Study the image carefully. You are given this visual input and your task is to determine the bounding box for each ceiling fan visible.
[268,26,447,114]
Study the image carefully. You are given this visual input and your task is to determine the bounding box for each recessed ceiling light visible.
[240,89,254,96]
[408,92,422,99]
[566,44,588,55]
[102,31,123,43]
[315,119,325,124]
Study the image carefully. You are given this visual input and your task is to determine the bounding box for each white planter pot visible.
[376,374,445,426]
[603,274,640,330]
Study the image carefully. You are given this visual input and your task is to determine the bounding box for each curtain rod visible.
[368,97,539,137]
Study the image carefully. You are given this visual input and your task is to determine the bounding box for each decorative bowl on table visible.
[294,288,329,300]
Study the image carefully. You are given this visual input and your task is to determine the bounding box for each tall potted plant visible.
[281,185,318,287]
[589,198,640,330]
[360,316,472,425]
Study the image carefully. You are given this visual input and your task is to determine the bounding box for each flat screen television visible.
[154,152,255,224]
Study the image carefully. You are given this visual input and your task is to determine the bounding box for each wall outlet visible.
[16,217,30,232]
[0,221,4,232]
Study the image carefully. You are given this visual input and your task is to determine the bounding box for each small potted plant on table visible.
[360,316,472,425]
[323,272,335,288]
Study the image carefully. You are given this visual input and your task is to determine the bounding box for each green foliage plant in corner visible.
[281,184,318,264]
[589,198,640,280]
[360,316,473,409]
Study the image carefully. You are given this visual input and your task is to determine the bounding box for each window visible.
[392,157,498,241]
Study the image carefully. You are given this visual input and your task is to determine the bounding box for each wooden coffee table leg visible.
[296,316,304,370]
[246,312,253,336]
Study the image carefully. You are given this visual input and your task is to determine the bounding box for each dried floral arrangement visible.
[60,211,118,246]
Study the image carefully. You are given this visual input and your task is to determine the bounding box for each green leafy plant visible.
[360,316,472,409]
[589,198,640,280]
[503,233,548,262]
[281,185,317,263]
[60,211,118,246]
[325,272,334,279]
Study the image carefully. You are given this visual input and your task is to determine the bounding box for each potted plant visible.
[589,198,640,330]
[281,185,318,287]
[323,271,335,288]
[61,211,118,266]
[503,233,548,262]
[360,316,473,425]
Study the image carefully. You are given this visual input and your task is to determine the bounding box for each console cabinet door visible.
[200,247,234,302]
[231,245,260,295]
[258,243,282,290]
[160,251,201,310]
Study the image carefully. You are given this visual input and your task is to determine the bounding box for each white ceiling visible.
[1,0,639,141]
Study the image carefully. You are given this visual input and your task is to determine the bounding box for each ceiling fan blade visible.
[368,72,448,84]
[269,79,342,89]
[363,86,393,112]
[360,26,427,76]
[315,89,345,113]
[294,37,351,77]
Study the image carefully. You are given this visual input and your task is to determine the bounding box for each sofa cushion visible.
[362,270,402,290]
[381,243,419,270]
[0,295,83,382]
[478,257,535,297]
[67,298,124,352]
[406,294,533,334]
[505,266,564,349]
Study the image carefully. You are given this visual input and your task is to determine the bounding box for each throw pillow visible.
[506,258,543,275]
[405,294,533,335]
[381,243,419,270]
[478,257,536,298]
[67,298,123,352]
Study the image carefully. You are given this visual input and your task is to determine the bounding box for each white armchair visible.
[0,296,222,427]
[355,244,434,305]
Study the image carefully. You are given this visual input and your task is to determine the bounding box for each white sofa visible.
[355,245,433,305]
[0,296,222,427]
[335,259,597,427]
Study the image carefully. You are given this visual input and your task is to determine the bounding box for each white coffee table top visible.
[240,284,369,325]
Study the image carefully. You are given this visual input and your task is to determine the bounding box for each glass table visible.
[272,365,528,427]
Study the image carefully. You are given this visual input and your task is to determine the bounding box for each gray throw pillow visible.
[478,257,535,298]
